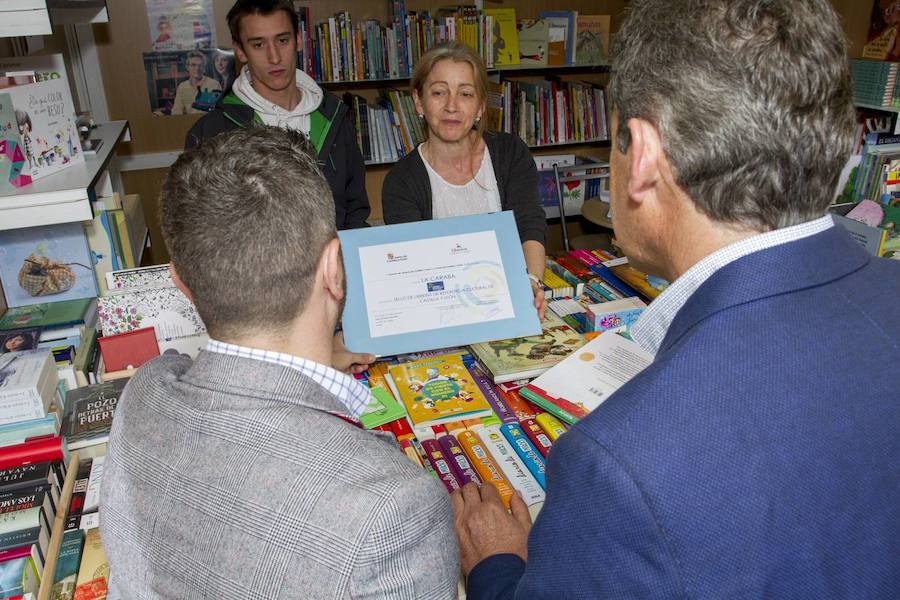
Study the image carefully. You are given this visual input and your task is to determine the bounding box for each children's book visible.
[863,0,900,61]
[586,297,647,333]
[517,19,550,67]
[603,257,669,301]
[468,312,585,383]
[484,8,519,67]
[3,78,83,182]
[0,222,97,309]
[386,353,493,427]
[0,91,32,194]
[539,11,576,65]
[521,332,653,424]
[575,15,611,64]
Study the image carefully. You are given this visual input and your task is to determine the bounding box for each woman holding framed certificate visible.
[381,42,548,317]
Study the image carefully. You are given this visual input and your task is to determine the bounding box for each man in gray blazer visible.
[99,126,459,599]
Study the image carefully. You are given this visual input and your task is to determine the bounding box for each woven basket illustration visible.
[17,254,77,297]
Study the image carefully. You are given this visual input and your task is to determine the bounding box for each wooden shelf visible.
[0,120,130,231]
[855,103,900,113]
[364,138,609,166]
[319,61,610,87]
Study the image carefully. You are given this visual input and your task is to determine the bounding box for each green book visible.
[50,528,84,600]
[359,386,406,430]
[0,298,92,331]
[519,386,579,426]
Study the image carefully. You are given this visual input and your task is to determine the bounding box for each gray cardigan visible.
[381,131,547,244]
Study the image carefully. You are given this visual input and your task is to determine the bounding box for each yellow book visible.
[74,527,109,599]
[387,353,493,427]
[535,412,567,441]
[484,9,519,66]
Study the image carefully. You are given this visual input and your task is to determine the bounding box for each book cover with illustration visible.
[3,78,83,182]
[0,92,32,194]
[387,354,492,427]
[517,19,550,67]
[863,0,900,61]
[484,9,519,66]
[576,15,611,64]
[0,297,93,331]
[468,312,584,383]
[0,222,98,308]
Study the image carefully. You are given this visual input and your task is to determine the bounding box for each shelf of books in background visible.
[293,3,612,164]
[830,58,900,260]
[355,247,670,522]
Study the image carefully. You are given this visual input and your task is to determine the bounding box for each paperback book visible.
[386,353,493,427]
[63,379,128,451]
[468,312,584,383]
[0,91,32,193]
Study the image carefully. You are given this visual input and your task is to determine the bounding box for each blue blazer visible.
[468,226,900,599]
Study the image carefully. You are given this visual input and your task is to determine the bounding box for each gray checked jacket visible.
[99,351,459,599]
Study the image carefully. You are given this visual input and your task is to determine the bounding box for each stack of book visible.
[0,348,71,597]
[850,59,900,108]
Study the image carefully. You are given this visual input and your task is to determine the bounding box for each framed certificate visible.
[339,212,542,356]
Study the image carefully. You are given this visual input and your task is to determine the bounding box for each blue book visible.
[500,422,547,489]
[340,212,541,357]
[0,414,60,447]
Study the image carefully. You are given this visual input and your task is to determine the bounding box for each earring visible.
[475,116,481,123]
[417,113,424,118]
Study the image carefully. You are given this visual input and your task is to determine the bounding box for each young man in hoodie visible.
[185,0,369,230]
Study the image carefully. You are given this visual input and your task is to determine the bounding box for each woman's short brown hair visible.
[411,41,489,137]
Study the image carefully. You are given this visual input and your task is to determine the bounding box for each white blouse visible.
[421,145,503,219]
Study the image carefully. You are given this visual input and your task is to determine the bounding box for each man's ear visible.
[625,118,665,201]
[320,238,344,302]
[233,39,247,64]
[169,263,194,303]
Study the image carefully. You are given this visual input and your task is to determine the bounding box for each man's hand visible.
[531,279,547,320]
[451,482,533,575]
[332,332,375,375]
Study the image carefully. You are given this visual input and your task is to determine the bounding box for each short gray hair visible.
[609,0,856,230]
[160,126,335,340]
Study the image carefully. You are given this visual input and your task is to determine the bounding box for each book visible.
[586,297,647,333]
[0,298,94,331]
[358,385,406,430]
[457,429,514,508]
[0,349,58,426]
[522,332,654,424]
[483,9,519,66]
[517,19,550,67]
[0,415,60,449]
[468,312,584,383]
[2,78,83,182]
[62,380,127,452]
[97,327,159,372]
[0,222,97,309]
[500,422,546,489]
[477,425,545,507]
[863,1,900,62]
[575,15,611,65]
[437,434,481,486]
[0,553,41,598]
[0,91,32,194]
[539,11,576,65]
[603,257,669,301]
[0,327,41,354]
[419,439,461,493]
[387,354,493,427]
[0,462,61,509]
[0,435,67,471]
[82,456,104,514]
[73,527,108,600]
[50,528,84,600]
[518,417,553,458]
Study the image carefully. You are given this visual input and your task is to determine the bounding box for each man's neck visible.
[227,314,333,367]
[253,74,302,111]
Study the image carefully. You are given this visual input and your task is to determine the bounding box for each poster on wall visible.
[145,0,217,51]
[142,49,235,116]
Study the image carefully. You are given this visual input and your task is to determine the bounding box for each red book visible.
[98,327,160,372]
[0,436,66,471]
[387,417,414,441]
[519,418,554,458]
[556,255,593,280]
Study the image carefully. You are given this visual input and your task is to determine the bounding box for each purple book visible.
[420,439,461,493]
[438,434,481,486]
[469,364,518,424]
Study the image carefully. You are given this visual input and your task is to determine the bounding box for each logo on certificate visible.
[427,281,445,292]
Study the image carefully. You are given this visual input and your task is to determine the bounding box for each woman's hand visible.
[530,278,547,320]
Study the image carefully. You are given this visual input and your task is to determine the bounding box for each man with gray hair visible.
[453,1,899,598]
[99,127,459,599]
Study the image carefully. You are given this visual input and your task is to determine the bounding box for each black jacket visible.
[185,90,370,229]
[380,131,546,244]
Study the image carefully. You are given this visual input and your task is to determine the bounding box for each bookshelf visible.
[0,120,131,231]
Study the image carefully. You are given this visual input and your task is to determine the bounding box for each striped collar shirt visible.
[631,215,835,356]
[205,338,371,419]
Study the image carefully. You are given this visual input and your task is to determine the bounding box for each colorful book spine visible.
[457,430,514,508]
[477,425,545,506]
[500,423,546,489]
[497,388,537,421]
[420,439,461,493]
[469,366,517,424]
[438,435,481,486]
[409,438,435,477]
[535,412,568,442]
[518,418,553,458]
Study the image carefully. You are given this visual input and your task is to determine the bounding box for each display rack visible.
[0,120,130,231]
[551,160,610,252]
